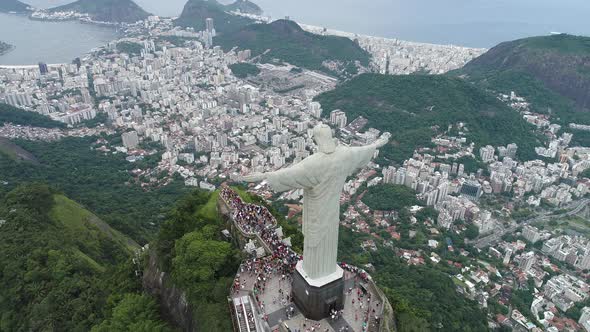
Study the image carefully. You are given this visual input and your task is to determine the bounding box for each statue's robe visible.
[266,144,377,280]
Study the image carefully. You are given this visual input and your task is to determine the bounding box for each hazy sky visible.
[23,0,590,47]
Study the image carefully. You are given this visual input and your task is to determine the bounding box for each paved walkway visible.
[247,271,382,332]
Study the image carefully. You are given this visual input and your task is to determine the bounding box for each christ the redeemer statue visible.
[241,124,389,282]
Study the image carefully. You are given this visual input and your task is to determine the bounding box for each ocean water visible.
[133,0,590,48]
[8,0,590,59]
[250,0,590,47]
[0,13,117,65]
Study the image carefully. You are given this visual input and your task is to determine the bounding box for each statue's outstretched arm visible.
[240,172,267,183]
[372,132,391,149]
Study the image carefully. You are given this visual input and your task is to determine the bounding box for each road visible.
[472,198,590,249]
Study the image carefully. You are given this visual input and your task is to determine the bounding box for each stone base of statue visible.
[291,261,344,321]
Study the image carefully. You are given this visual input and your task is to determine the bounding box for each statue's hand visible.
[375,132,391,148]
[239,172,266,183]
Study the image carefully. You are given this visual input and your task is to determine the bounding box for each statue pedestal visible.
[291,261,344,321]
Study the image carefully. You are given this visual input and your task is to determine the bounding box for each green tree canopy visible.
[91,294,172,332]
[362,184,421,211]
[171,227,234,299]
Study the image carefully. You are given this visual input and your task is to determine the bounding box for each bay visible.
[0,13,117,66]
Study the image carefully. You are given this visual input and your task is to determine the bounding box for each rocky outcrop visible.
[142,253,198,331]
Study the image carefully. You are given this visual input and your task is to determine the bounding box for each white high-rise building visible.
[217,133,228,148]
[122,131,140,149]
[206,18,215,34]
[437,181,449,203]
[519,251,536,272]
[383,166,396,184]
[522,225,541,244]
[292,137,306,152]
[579,307,590,332]
[480,145,495,163]
[506,143,518,158]
[503,248,512,265]
[308,101,322,118]
[329,110,347,128]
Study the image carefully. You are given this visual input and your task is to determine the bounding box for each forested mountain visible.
[0,0,30,13]
[315,73,542,163]
[175,0,254,33]
[456,34,590,124]
[0,137,188,243]
[50,0,150,23]
[225,0,262,15]
[216,20,370,77]
[153,189,240,331]
[0,184,171,331]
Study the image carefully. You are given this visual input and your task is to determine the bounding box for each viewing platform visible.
[219,186,394,332]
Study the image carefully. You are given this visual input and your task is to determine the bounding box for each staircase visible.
[233,296,258,332]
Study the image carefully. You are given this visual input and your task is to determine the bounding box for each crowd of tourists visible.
[222,186,300,312]
[221,187,274,235]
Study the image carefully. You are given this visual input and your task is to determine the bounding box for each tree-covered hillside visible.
[0,137,188,243]
[456,34,590,124]
[225,0,262,15]
[0,184,171,331]
[154,189,241,331]
[175,0,254,34]
[315,73,541,163]
[215,20,370,77]
[0,0,30,13]
[50,0,150,23]
[338,226,489,331]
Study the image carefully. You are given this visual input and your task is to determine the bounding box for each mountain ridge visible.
[225,0,262,15]
[456,34,590,124]
[0,0,30,13]
[315,73,541,162]
[175,0,255,33]
[0,184,142,330]
[215,19,370,77]
[50,0,150,23]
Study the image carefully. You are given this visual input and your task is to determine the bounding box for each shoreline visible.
[0,63,65,69]
[0,11,121,67]
[299,23,487,51]
[0,10,485,68]
[233,12,485,50]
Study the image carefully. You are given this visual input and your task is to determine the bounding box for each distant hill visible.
[175,0,254,33]
[50,0,150,23]
[0,0,30,13]
[225,0,262,15]
[50,194,140,254]
[456,34,590,124]
[0,137,39,164]
[0,184,141,330]
[215,20,370,77]
[315,73,541,163]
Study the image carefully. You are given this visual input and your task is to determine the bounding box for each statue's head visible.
[313,124,337,154]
